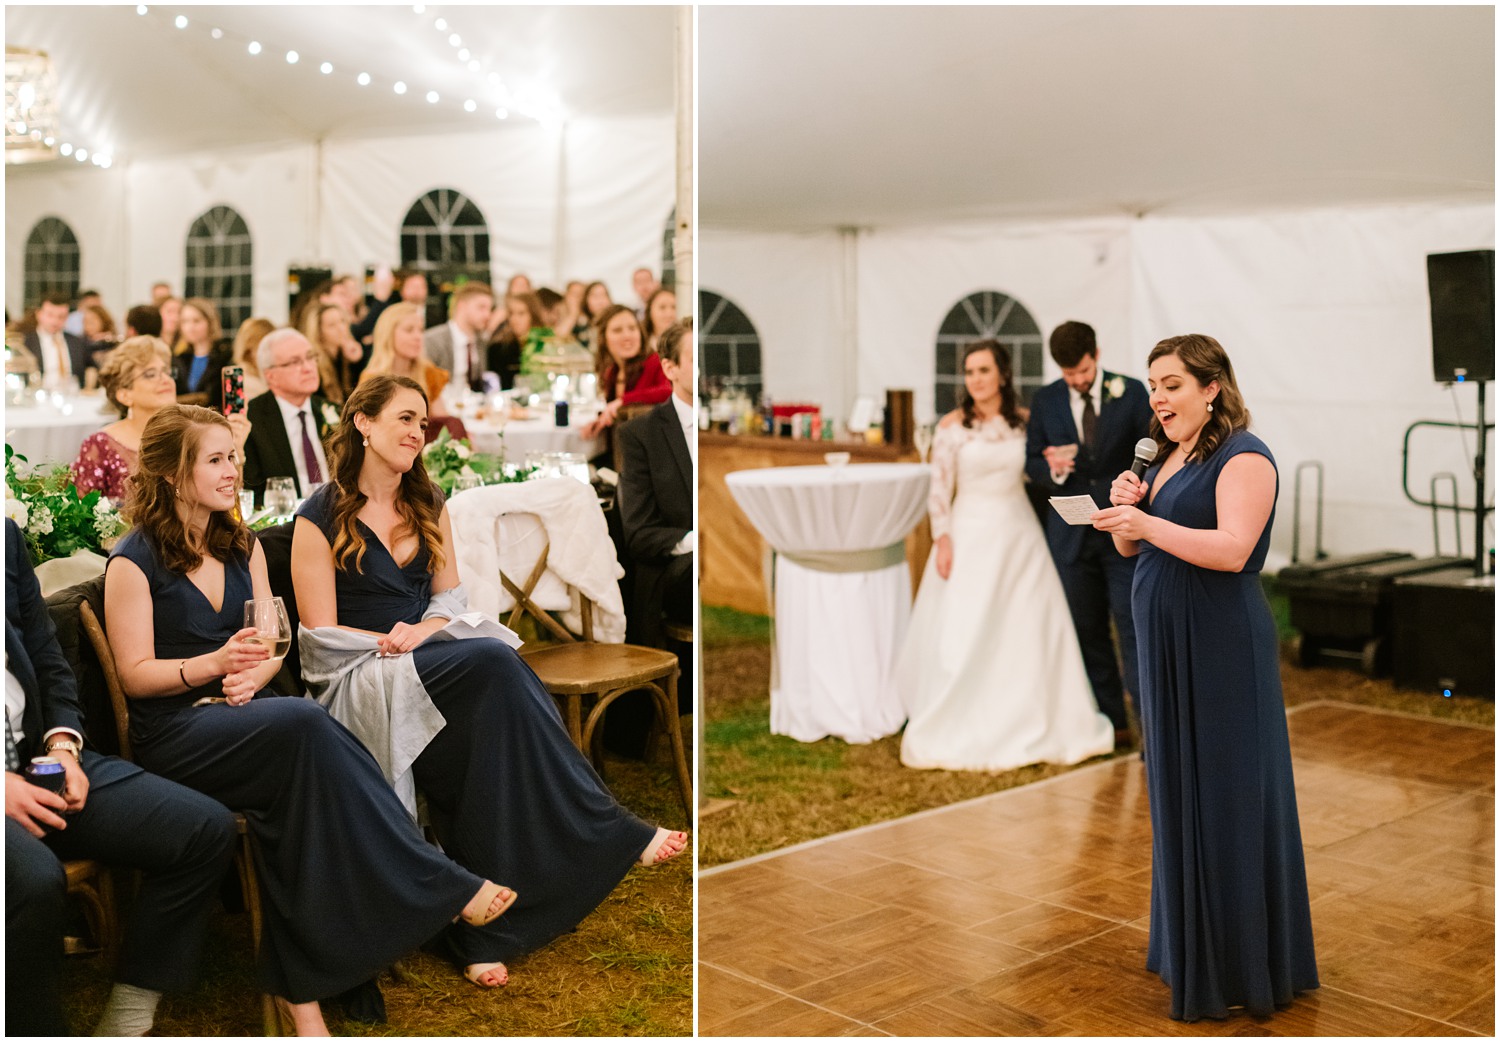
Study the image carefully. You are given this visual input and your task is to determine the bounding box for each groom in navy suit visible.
[1024,322,1152,745]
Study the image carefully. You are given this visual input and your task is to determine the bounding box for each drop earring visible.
[1207,402,1214,413]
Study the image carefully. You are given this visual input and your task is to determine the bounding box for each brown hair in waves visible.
[325,373,446,575]
[1145,333,1251,464]
[124,405,254,574]
[959,339,1023,431]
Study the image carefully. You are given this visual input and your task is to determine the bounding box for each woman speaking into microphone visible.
[1090,334,1318,1022]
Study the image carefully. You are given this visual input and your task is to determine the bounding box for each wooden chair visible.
[63,858,118,962]
[78,601,278,1037]
[499,529,693,820]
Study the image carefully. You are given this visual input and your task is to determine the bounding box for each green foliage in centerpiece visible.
[421,427,531,496]
[4,445,127,563]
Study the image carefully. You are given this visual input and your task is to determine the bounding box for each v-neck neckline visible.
[1149,454,1190,508]
[359,517,422,571]
[183,560,230,615]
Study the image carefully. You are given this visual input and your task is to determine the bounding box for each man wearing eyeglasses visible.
[242,329,336,508]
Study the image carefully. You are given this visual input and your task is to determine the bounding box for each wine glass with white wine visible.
[243,596,293,664]
[914,423,935,464]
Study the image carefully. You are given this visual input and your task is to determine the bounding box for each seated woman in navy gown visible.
[103,404,517,1036]
[1092,334,1318,1021]
[290,374,687,990]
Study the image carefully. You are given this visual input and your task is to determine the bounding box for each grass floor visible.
[59,755,692,1036]
[700,600,1494,869]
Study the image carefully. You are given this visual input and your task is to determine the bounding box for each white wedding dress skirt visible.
[896,435,1114,772]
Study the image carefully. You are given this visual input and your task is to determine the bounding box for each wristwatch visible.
[45,738,81,762]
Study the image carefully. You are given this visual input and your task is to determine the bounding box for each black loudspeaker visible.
[1427,249,1495,383]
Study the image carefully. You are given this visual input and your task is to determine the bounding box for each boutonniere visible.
[1104,374,1127,402]
[320,402,340,428]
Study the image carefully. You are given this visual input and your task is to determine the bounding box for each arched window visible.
[934,290,1044,415]
[184,205,253,333]
[23,216,80,310]
[698,289,762,401]
[661,207,677,291]
[400,188,491,291]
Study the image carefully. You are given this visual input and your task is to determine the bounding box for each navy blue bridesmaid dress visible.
[107,530,487,1003]
[297,485,655,969]
[1132,430,1319,1021]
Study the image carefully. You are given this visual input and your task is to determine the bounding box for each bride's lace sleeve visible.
[72,432,129,499]
[927,421,964,540]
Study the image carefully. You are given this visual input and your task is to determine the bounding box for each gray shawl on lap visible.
[298,625,445,821]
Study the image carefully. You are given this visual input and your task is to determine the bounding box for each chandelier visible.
[5,47,60,164]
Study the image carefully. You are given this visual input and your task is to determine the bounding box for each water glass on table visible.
[243,596,292,663]
[264,477,297,517]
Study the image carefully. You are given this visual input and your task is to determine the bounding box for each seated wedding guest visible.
[73,337,176,499]
[560,280,587,340]
[104,405,518,1035]
[170,298,232,399]
[611,318,696,757]
[631,267,658,320]
[157,297,181,357]
[124,304,162,340]
[486,291,547,390]
[506,272,532,297]
[291,374,686,991]
[535,287,567,333]
[578,280,612,350]
[398,269,429,310]
[82,303,120,348]
[301,302,365,405]
[242,329,337,507]
[150,281,172,305]
[230,317,276,402]
[422,282,494,394]
[361,302,452,417]
[64,289,102,338]
[642,288,677,354]
[6,517,237,1039]
[582,304,671,438]
[25,292,91,387]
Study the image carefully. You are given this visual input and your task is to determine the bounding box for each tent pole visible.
[673,4,694,311]
[838,226,859,425]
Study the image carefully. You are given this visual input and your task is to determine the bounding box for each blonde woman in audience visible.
[230,317,276,402]
[360,302,451,416]
[73,337,179,499]
[301,302,365,406]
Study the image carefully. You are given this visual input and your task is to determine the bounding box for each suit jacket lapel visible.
[661,403,692,496]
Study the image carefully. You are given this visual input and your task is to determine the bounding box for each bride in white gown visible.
[896,339,1114,772]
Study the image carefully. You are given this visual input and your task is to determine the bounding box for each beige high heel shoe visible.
[457,881,518,927]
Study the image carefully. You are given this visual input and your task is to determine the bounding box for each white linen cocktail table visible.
[725,462,931,743]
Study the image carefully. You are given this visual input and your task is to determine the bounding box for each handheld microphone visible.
[1130,437,1158,479]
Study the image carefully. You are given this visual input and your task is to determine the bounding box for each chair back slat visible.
[78,600,132,762]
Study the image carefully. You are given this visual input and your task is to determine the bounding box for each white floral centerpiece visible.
[5,445,127,563]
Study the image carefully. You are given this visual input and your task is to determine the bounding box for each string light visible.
[426,90,439,104]
[248,41,261,55]
[173,15,187,29]
[320,62,333,75]
[285,50,299,64]
[357,72,371,86]
[211,28,222,40]
[393,81,407,95]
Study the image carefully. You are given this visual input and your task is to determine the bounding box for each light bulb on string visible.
[320,62,333,75]
[434,18,447,31]
[394,81,407,95]
[463,99,476,112]
[174,15,187,29]
[357,72,371,86]
[248,41,262,55]
[135,5,147,14]
[286,50,299,64]
[426,91,439,104]
[211,28,222,40]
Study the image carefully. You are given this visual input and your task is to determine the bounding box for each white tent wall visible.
[855,218,1137,419]
[697,228,848,406]
[703,198,1495,567]
[1131,201,1496,565]
[125,141,319,321]
[6,117,674,321]
[5,164,131,317]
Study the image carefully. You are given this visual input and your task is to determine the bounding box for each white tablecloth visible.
[726,462,932,743]
[5,392,113,467]
[463,414,603,464]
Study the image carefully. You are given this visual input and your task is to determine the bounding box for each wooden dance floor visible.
[698,702,1494,1036]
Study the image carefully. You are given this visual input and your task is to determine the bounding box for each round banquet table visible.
[5,392,113,467]
[462,412,603,464]
[725,461,932,743]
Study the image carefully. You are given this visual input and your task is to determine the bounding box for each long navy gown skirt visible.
[108,531,486,1003]
[1132,431,1319,1021]
[298,487,656,968]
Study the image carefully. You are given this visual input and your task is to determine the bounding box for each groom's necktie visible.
[1081,391,1098,446]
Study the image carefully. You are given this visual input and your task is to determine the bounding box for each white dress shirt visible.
[1052,378,1101,484]
[39,329,73,380]
[274,393,331,494]
[447,321,474,389]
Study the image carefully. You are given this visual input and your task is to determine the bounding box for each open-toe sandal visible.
[464,961,509,988]
[457,882,517,927]
[639,828,688,867]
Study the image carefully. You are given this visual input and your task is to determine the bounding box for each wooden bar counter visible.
[699,431,932,614]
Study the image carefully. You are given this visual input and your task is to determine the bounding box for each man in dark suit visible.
[423,282,495,393]
[242,329,337,507]
[608,318,694,757]
[1024,321,1152,745]
[25,292,93,386]
[5,520,236,1035]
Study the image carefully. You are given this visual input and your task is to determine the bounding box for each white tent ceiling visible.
[701,5,1495,230]
[5,4,675,166]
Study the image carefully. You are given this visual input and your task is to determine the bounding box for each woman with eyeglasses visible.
[73,336,248,499]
